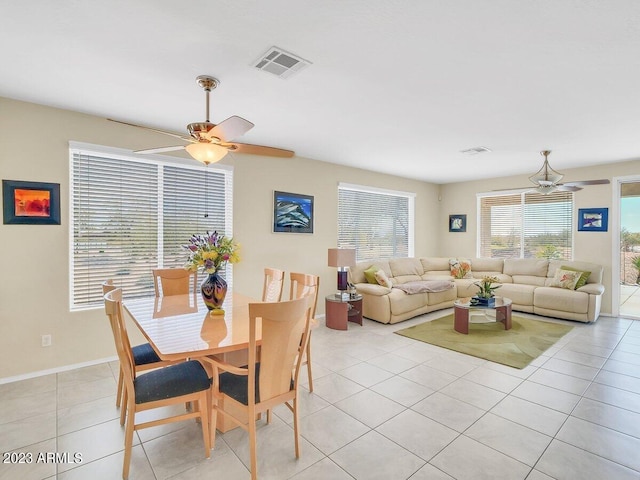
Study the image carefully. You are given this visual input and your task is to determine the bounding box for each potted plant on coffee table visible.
[471,275,501,307]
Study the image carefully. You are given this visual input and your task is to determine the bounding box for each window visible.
[478,191,573,260]
[338,183,415,261]
[70,143,233,309]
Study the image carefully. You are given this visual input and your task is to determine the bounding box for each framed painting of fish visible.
[273,190,314,233]
[3,179,61,225]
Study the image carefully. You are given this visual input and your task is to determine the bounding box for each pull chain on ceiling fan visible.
[108,75,294,164]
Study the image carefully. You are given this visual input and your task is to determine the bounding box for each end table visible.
[325,294,363,330]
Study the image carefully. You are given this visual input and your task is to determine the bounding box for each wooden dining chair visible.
[102,280,176,421]
[262,267,285,302]
[104,288,211,480]
[152,268,197,296]
[289,273,320,392]
[204,296,312,480]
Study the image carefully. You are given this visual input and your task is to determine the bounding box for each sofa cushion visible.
[389,258,424,283]
[471,258,504,273]
[364,266,379,284]
[374,269,393,288]
[420,257,451,272]
[449,257,472,279]
[549,268,582,290]
[548,260,603,284]
[351,260,392,285]
[388,288,428,316]
[535,286,589,314]
[503,258,549,277]
[495,283,537,306]
[558,266,590,289]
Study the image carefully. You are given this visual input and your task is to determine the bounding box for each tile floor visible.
[2,310,640,480]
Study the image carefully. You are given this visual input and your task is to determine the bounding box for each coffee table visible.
[453,297,512,334]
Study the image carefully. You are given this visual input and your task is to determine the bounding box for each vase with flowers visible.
[471,275,501,307]
[183,231,240,313]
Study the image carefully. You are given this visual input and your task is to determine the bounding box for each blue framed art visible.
[273,191,314,234]
[577,208,608,232]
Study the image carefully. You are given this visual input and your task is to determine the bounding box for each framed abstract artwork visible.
[2,180,61,225]
[577,208,608,232]
[449,214,466,232]
[273,190,314,233]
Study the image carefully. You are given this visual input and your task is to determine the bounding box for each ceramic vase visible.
[201,270,227,312]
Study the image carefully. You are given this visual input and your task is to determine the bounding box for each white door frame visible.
[611,174,640,318]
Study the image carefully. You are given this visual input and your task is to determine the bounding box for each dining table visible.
[123,291,261,431]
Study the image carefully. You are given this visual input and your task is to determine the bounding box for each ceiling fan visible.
[108,75,294,165]
[503,150,610,195]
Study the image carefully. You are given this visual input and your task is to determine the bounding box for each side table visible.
[325,294,363,330]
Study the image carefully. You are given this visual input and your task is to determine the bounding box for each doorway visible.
[618,179,640,319]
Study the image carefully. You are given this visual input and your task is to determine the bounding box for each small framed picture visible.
[449,214,466,232]
[273,191,314,234]
[2,179,61,225]
[577,208,608,232]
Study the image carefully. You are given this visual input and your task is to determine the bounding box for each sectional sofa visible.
[351,257,604,324]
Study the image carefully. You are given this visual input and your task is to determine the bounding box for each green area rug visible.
[394,314,573,369]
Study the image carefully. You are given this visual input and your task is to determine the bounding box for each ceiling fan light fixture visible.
[529,150,564,185]
[185,142,228,165]
[534,184,559,195]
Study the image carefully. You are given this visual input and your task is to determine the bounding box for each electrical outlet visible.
[41,334,52,347]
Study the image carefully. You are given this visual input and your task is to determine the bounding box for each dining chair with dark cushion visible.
[104,287,211,480]
[102,280,177,422]
[204,296,312,480]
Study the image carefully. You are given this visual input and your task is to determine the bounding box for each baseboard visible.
[0,355,118,385]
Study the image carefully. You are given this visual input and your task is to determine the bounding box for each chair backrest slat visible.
[289,272,320,319]
[262,268,285,302]
[104,288,136,388]
[152,268,197,296]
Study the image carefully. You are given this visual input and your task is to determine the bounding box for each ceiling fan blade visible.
[562,179,610,187]
[556,185,582,192]
[108,118,193,143]
[227,142,294,158]
[135,145,186,155]
[207,116,254,142]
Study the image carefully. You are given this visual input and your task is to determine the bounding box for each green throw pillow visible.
[560,265,591,289]
[364,266,380,284]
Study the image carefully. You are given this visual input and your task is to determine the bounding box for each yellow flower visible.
[203,251,218,261]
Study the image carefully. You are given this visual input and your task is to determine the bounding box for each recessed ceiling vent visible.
[461,146,492,155]
[253,46,311,79]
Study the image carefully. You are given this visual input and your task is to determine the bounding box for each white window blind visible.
[478,191,573,259]
[70,145,233,309]
[338,183,415,261]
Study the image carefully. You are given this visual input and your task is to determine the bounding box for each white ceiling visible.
[2,1,640,183]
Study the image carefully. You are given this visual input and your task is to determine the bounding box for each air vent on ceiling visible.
[460,146,492,155]
[253,46,311,79]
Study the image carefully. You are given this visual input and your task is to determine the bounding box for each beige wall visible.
[0,97,439,379]
[438,160,640,316]
[2,96,637,380]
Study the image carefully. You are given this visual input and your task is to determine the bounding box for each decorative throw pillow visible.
[560,265,591,289]
[364,266,380,284]
[550,268,582,290]
[449,258,472,279]
[374,269,393,288]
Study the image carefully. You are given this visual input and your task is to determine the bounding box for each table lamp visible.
[328,248,356,295]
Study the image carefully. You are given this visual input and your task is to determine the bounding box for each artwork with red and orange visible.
[14,189,51,217]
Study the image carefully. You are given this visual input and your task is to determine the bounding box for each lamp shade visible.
[185,143,228,165]
[328,248,356,267]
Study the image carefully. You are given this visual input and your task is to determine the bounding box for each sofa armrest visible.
[577,283,605,295]
[355,283,392,296]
